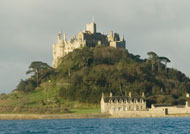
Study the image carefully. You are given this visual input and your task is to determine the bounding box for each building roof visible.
[104,96,145,103]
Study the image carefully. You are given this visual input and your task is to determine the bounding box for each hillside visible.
[1,46,190,113]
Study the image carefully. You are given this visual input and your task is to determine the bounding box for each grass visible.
[0,81,101,114]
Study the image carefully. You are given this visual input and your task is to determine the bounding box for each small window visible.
[136,106,139,110]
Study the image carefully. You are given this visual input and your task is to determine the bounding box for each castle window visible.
[119,99,123,103]
[118,107,123,111]
[114,99,118,103]
[136,106,139,110]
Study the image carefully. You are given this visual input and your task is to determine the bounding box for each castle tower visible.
[52,32,65,68]
[86,21,96,34]
[58,32,62,40]
[63,33,66,41]
[121,35,125,41]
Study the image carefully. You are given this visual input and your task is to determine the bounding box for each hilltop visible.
[0,46,190,113]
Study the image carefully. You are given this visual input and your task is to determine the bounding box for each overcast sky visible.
[1,0,190,93]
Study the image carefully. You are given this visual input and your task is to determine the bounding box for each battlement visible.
[52,21,126,68]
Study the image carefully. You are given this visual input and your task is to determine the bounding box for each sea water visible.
[0,117,190,134]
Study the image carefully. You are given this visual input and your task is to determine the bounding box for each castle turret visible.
[121,35,125,41]
[86,21,96,34]
[58,32,62,41]
[63,33,66,41]
[52,32,65,68]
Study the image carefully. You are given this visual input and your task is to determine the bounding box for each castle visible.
[101,92,190,117]
[52,21,126,68]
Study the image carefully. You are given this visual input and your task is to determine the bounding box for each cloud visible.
[0,0,190,93]
[0,60,28,93]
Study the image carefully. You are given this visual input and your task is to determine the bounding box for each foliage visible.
[55,47,190,105]
[26,61,53,86]
[15,79,36,93]
[10,46,190,107]
[15,61,54,93]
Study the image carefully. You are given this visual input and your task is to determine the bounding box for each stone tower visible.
[52,32,65,68]
[86,21,96,34]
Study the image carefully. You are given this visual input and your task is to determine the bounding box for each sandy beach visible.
[1,113,190,120]
[0,113,110,120]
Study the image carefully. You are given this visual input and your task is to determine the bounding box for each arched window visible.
[114,99,118,103]
[119,99,123,103]
[141,106,143,110]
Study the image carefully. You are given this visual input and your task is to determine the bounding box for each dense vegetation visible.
[2,46,190,109]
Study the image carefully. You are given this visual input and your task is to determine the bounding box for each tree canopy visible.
[13,46,190,107]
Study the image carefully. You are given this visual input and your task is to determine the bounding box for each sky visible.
[0,0,190,93]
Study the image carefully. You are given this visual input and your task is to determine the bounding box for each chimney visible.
[142,92,145,97]
[186,93,189,98]
[110,92,112,97]
[101,93,104,102]
[129,92,131,97]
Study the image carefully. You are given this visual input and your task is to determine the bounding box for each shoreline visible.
[0,113,110,120]
[1,113,190,120]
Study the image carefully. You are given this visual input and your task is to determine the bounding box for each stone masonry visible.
[52,21,126,68]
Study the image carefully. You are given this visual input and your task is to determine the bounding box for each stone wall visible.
[110,110,165,118]
[150,106,190,114]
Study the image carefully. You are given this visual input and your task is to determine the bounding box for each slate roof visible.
[104,96,145,103]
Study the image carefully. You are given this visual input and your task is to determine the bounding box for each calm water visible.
[0,117,190,134]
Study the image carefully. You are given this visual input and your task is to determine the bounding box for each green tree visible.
[159,56,171,73]
[26,61,53,86]
[147,51,158,71]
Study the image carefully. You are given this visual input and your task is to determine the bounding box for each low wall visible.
[150,107,190,114]
[110,107,190,118]
[110,110,165,118]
